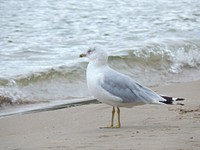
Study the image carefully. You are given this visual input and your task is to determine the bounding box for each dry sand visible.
[0,80,200,150]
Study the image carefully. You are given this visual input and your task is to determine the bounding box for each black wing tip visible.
[176,98,185,101]
[159,100,173,105]
[176,102,184,106]
[159,100,185,106]
[161,96,185,101]
[160,96,185,105]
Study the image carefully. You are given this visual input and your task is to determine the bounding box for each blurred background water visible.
[0,0,200,115]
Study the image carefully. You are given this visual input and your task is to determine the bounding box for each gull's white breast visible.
[86,62,124,106]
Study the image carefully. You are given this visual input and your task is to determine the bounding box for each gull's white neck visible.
[89,57,108,68]
[86,57,108,84]
[86,57,108,95]
[86,51,109,83]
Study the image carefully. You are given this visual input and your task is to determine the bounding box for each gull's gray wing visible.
[100,69,164,104]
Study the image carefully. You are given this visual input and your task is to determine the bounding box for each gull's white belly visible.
[86,65,122,106]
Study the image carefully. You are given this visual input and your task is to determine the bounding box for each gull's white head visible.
[80,45,108,63]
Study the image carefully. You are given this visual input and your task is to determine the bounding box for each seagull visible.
[80,45,184,128]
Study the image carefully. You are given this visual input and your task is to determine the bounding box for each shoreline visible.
[0,98,99,118]
[0,80,200,150]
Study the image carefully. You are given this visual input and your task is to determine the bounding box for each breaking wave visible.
[0,38,200,106]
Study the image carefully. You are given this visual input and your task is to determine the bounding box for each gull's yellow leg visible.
[100,107,121,129]
[117,107,121,128]
[100,107,115,129]
[110,107,115,127]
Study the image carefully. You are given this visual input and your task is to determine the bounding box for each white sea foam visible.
[0,0,200,112]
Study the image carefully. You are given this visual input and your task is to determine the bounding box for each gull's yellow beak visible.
[80,53,87,57]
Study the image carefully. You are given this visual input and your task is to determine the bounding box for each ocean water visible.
[0,0,200,116]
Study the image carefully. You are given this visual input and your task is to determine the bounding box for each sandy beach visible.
[0,80,200,150]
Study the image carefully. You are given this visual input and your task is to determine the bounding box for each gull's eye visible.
[87,49,94,54]
[88,49,92,53]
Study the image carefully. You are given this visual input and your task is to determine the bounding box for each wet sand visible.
[0,80,200,150]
